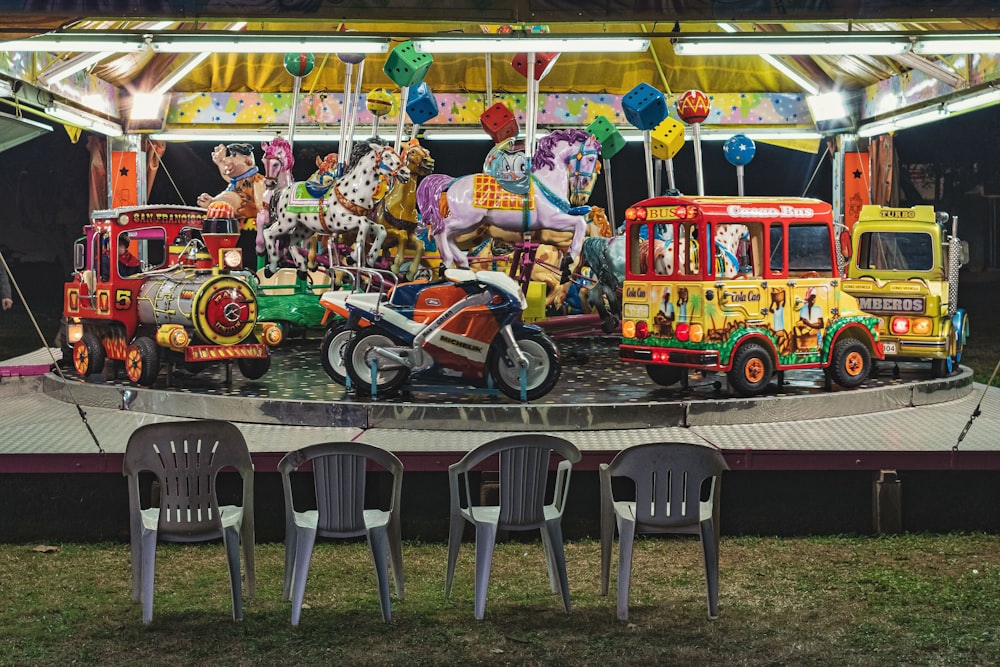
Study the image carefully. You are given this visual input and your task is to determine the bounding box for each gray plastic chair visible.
[600,441,728,621]
[278,442,404,626]
[122,419,255,624]
[446,434,581,620]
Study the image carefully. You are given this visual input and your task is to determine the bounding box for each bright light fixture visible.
[857,106,946,138]
[38,52,115,85]
[413,35,649,54]
[807,92,849,122]
[147,33,389,54]
[45,101,122,136]
[946,87,1000,113]
[913,34,1000,55]
[673,33,912,57]
[716,23,820,95]
[130,93,164,120]
[150,128,344,142]
[151,54,209,94]
[1,34,146,53]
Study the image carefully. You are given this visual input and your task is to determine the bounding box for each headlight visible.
[223,248,243,270]
[67,322,84,344]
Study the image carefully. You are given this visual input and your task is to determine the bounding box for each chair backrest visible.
[278,442,403,537]
[123,420,253,539]
[451,434,581,527]
[605,442,728,529]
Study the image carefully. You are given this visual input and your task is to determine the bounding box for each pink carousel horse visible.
[255,136,295,256]
[417,128,601,280]
[262,140,408,280]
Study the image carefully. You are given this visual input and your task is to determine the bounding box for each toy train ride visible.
[63,203,283,386]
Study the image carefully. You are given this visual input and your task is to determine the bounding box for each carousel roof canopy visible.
[0,3,999,147]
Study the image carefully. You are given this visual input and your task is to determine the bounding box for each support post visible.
[872,470,902,534]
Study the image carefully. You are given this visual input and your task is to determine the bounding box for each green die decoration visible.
[587,116,626,159]
[383,40,434,88]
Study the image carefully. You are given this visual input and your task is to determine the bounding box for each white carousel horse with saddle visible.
[416,128,602,282]
[261,140,409,280]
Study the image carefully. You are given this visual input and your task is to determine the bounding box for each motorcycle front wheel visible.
[320,324,352,385]
[344,328,410,396]
[489,330,561,401]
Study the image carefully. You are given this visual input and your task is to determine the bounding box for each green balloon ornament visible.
[283,52,315,78]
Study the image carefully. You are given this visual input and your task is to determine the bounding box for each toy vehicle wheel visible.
[320,324,353,385]
[728,342,773,397]
[72,332,105,379]
[646,364,684,387]
[238,355,271,380]
[125,336,160,386]
[829,338,871,388]
[344,328,409,395]
[931,327,959,378]
[489,330,561,401]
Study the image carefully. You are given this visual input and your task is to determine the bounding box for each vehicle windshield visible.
[856,231,934,271]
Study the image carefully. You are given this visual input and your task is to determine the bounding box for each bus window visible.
[787,224,833,274]
[628,223,646,275]
[769,226,785,274]
[858,231,933,271]
[715,223,758,278]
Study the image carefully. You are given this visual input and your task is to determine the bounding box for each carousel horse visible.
[524,207,612,309]
[255,136,295,256]
[262,140,408,280]
[417,128,601,281]
[371,140,435,281]
[581,234,626,332]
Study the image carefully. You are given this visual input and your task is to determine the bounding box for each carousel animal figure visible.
[372,140,436,281]
[527,207,612,310]
[581,234,626,332]
[254,136,295,257]
[262,140,408,281]
[417,128,601,281]
[197,142,266,260]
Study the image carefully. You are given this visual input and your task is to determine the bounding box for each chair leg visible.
[130,524,143,604]
[700,519,721,620]
[289,528,318,626]
[241,519,255,599]
[223,525,244,621]
[445,514,465,599]
[368,526,393,623]
[599,502,614,596]
[282,522,297,602]
[388,517,405,601]
[473,522,499,620]
[539,525,559,593]
[544,519,572,613]
[615,514,637,621]
[139,528,157,624]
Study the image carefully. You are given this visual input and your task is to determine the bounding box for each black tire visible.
[646,364,684,387]
[344,328,410,395]
[72,332,105,379]
[320,324,353,385]
[238,355,271,380]
[489,330,561,401]
[829,337,872,388]
[727,342,774,397]
[125,336,160,386]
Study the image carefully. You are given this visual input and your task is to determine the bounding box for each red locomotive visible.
[63,203,283,386]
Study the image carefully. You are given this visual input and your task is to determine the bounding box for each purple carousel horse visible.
[417,128,601,279]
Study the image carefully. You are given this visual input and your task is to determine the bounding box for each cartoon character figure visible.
[768,287,786,331]
[676,286,689,323]
[653,286,675,336]
[197,143,265,262]
[793,287,824,351]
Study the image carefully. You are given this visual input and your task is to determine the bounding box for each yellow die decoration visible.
[650,117,686,160]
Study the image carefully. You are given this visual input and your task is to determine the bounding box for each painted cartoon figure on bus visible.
[793,287,824,351]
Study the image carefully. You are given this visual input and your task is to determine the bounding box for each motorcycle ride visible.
[319,268,561,401]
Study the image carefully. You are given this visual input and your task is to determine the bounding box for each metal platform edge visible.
[35,367,974,431]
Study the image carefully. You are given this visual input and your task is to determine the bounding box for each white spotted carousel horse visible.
[255,136,295,257]
[262,140,408,280]
[417,128,601,281]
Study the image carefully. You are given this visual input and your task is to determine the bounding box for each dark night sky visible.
[1,104,998,307]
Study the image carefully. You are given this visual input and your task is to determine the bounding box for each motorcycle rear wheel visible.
[344,328,410,395]
[489,330,561,401]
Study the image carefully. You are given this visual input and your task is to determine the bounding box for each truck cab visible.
[841,204,968,377]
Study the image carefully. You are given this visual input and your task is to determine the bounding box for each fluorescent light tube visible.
[150,128,345,141]
[913,35,1000,55]
[148,33,389,54]
[45,101,122,136]
[38,52,113,85]
[947,88,1000,113]
[1,34,146,52]
[857,107,946,138]
[673,34,911,57]
[413,36,649,54]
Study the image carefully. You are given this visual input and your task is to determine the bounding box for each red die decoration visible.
[480,102,519,143]
[676,90,712,125]
[511,52,560,81]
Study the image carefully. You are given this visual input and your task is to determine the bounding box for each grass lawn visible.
[2,535,1000,666]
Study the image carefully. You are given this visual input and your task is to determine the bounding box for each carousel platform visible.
[0,337,994,474]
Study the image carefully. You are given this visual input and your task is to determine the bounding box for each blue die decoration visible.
[622,83,668,131]
[406,82,438,125]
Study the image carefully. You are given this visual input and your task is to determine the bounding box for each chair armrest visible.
[553,459,572,513]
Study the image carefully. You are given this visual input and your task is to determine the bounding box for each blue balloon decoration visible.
[723,134,756,167]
